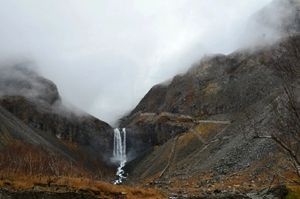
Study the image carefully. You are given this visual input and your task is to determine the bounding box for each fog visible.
[0,0,281,125]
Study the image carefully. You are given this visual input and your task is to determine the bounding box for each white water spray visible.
[113,128,127,184]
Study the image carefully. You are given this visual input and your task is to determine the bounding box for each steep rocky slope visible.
[123,37,300,198]
[0,66,114,179]
[121,40,286,162]
[120,0,300,197]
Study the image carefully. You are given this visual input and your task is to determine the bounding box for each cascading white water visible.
[113,128,127,184]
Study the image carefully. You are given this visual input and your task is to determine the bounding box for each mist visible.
[0,0,287,125]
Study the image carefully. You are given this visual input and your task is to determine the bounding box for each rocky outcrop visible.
[121,112,196,160]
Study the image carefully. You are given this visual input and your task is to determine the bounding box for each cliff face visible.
[123,52,279,119]
[0,96,113,157]
[0,66,114,179]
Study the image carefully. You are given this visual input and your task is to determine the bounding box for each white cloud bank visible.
[0,0,274,125]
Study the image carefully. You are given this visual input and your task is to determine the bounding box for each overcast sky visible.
[0,0,273,125]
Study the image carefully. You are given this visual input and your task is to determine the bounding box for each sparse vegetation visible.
[0,142,165,198]
[0,141,88,178]
[253,35,300,180]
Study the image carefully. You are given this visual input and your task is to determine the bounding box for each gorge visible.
[0,0,299,198]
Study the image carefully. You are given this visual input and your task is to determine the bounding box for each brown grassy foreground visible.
[0,175,165,199]
[0,141,165,198]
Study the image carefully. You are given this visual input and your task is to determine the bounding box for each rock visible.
[121,112,194,159]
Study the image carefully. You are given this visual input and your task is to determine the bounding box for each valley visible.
[0,0,300,198]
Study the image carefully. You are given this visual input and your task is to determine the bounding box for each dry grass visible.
[0,174,166,199]
[203,82,220,96]
[0,141,89,178]
[177,132,197,147]
[0,141,166,198]
[194,123,224,139]
[60,140,79,152]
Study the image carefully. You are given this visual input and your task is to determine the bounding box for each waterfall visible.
[113,128,127,184]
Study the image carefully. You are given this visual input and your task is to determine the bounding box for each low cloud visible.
[1,0,293,125]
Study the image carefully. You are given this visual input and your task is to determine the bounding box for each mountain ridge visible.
[0,65,115,180]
